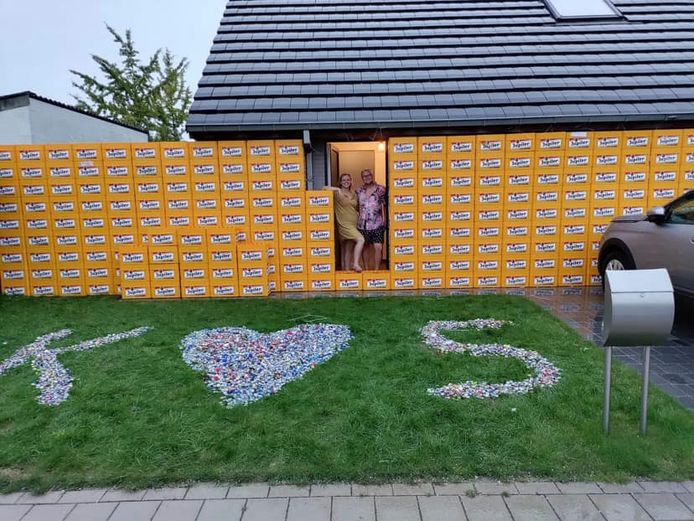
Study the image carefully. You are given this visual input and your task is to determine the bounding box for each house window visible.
[544,0,623,20]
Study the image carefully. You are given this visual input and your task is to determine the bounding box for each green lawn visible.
[0,294,692,492]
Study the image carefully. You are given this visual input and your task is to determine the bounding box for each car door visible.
[636,193,694,293]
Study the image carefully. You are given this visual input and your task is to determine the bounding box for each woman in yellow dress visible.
[326,173,365,272]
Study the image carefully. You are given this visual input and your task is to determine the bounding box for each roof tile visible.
[189,0,694,131]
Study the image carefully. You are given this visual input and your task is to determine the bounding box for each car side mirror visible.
[646,206,666,224]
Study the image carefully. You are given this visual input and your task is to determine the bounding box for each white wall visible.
[329,142,387,188]
[0,99,150,144]
[336,151,375,192]
[0,105,33,144]
[28,100,148,143]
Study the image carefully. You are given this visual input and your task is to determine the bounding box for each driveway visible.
[528,287,694,410]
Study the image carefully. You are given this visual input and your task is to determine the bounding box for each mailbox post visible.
[602,269,675,435]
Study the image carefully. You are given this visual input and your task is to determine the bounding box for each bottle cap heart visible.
[180,324,352,407]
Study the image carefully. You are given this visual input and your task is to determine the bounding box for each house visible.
[0,91,148,144]
[187,0,694,189]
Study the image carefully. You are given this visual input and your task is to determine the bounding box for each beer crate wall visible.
[388,130,694,290]
[0,140,306,297]
[1,130,693,297]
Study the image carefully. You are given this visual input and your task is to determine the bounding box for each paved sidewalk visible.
[2,480,694,521]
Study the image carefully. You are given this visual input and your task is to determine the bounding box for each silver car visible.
[599,190,694,297]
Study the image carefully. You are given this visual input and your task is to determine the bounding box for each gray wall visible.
[0,106,32,144]
[310,137,328,189]
[0,99,148,144]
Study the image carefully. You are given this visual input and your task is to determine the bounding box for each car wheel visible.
[600,249,635,288]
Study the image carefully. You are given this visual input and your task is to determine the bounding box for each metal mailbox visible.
[601,268,675,435]
[603,268,674,347]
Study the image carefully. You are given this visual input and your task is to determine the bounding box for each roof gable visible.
[188,0,694,132]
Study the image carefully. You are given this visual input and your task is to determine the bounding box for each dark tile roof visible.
[187,0,694,133]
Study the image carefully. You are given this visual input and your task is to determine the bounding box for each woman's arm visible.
[323,186,339,191]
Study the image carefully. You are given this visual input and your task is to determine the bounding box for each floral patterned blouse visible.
[356,184,387,230]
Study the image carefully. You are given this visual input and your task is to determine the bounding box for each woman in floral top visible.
[356,169,387,270]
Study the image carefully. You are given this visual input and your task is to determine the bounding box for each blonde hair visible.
[339,173,353,187]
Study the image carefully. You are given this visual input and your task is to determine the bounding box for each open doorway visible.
[327,142,388,271]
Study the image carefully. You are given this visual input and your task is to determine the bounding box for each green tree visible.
[71,25,192,141]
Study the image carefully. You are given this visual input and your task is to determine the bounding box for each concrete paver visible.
[184,484,228,500]
[100,489,146,502]
[393,483,435,496]
[433,482,475,496]
[637,481,690,493]
[310,483,351,497]
[21,504,74,521]
[547,494,604,521]
[142,487,188,501]
[375,496,421,521]
[268,484,311,497]
[515,481,561,495]
[0,504,31,521]
[59,489,107,503]
[555,482,602,494]
[17,491,65,504]
[677,493,694,511]
[8,479,694,521]
[242,498,288,521]
[108,500,160,521]
[287,497,331,521]
[351,484,393,496]
[64,502,117,521]
[418,495,467,521]
[597,482,644,494]
[226,483,269,498]
[505,495,559,521]
[633,493,694,521]
[684,482,694,493]
[332,496,375,521]
[195,499,246,521]
[0,492,24,504]
[151,499,203,521]
[461,495,513,521]
[590,493,651,521]
[474,480,519,495]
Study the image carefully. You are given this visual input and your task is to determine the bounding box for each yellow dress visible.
[333,189,362,241]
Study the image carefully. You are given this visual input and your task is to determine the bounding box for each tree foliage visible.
[71,25,192,141]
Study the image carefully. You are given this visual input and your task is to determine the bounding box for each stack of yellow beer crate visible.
[245,140,307,292]
[684,133,694,194]
[117,227,248,300]
[417,136,447,290]
[0,140,302,298]
[388,129,694,291]
[237,240,270,297]
[278,190,307,292]
[503,133,535,289]
[686,133,694,190]
[388,137,419,290]
[445,135,476,290]
[2,131,694,298]
[306,191,339,291]
[0,145,27,296]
